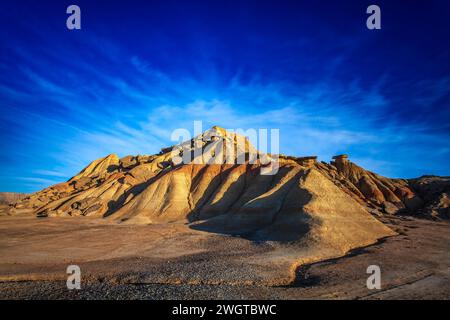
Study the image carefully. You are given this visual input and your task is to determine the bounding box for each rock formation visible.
[409,176,450,219]
[4,126,448,240]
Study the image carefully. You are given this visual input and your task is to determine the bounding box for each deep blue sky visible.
[1,0,449,192]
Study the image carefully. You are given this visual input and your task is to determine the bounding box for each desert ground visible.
[0,215,449,299]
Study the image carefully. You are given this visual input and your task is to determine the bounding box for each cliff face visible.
[4,127,448,233]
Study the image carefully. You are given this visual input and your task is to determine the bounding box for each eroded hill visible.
[1,126,449,286]
[5,127,447,224]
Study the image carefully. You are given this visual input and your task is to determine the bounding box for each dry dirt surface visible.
[0,215,449,299]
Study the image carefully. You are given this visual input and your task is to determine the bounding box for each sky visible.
[0,0,449,192]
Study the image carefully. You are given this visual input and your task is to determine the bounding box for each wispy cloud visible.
[33,170,68,178]
[16,177,60,185]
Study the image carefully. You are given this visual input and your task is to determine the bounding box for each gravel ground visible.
[0,216,449,299]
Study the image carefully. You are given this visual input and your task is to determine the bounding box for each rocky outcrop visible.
[315,155,425,217]
[408,176,450,219]
[70,154,119,181]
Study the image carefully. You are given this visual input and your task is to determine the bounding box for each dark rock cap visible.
[332,154,349,160]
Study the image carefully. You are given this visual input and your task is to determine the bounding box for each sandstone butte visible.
[2,126,448,280]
